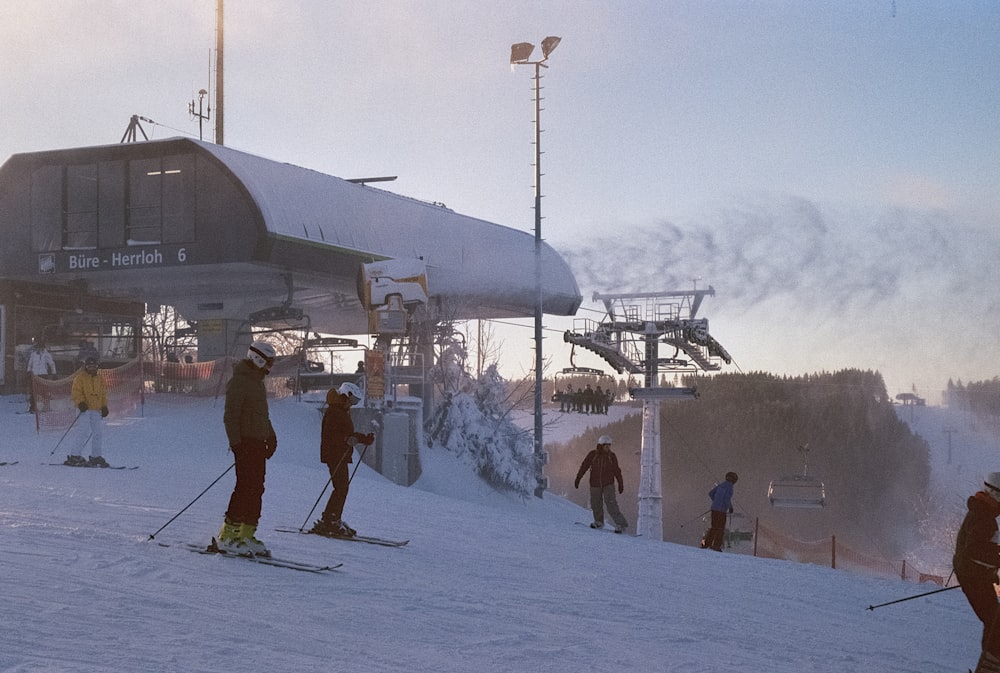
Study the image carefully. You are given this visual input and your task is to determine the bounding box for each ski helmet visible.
[985,472,1000,497]
[726,471,739,483]
[597,435,613,446]
[247,341,276,369]
[338,382,363,400]
[84,356,99,367]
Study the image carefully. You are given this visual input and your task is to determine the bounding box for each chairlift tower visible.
[563,287,732,540]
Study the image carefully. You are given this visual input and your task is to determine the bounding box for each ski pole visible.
[298,422,379,530]
[679,509,712,528]
[298,443,355,532]
[49,412,83,456]
[866,584,961,611]
[347,419,380,486]
[348,439,375,486]
[299,476,334,532]
[147,462,234,540]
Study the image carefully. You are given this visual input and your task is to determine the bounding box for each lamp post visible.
[510,36,560,497]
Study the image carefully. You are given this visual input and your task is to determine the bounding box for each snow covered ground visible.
[0,391,987,672]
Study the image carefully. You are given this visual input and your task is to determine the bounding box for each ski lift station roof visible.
[0,137,582,335]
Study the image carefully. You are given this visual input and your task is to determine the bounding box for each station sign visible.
[38,245,191,274]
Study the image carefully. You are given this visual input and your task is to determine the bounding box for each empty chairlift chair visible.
[767,444,826,509]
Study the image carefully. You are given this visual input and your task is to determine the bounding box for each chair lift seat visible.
[767,474,826,508]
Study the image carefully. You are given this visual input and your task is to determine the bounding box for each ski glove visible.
[618,483,624,494]
[363,433,375,446]
[101,406,109,418]
[574,478,580,489]
[78,402,88,412]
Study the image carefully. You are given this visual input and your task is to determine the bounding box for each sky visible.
[2,1,999,402]
[0,389,993,672]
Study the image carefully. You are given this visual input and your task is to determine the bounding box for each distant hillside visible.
[546,369,931,558]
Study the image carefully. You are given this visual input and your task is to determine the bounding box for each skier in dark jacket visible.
[703,471,738,551]
[954,472,1000,673]
[574,435,628,533]
[310,382,374,538]
[217,342,278,556]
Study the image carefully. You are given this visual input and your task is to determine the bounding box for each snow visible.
[0,392,985,672]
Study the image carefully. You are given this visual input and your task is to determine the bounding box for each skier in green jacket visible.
[216,341,278,556]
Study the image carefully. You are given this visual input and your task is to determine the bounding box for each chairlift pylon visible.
[767,444,826,509]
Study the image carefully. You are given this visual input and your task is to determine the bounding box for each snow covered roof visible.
[0,138,582,334]
[195,139,583,320]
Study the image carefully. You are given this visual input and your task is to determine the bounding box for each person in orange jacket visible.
[955,472,1000,673]
[310,382,374,537]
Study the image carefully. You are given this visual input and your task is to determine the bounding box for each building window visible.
[127,154,194,245]
[65,164,99,249]
[29,152,196,252]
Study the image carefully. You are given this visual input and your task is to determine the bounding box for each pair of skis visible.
[160,541,342,574]
[163,527,407,574]
[275,527,409,548]
[48,462,139,470]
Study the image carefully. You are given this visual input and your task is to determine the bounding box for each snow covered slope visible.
[0,393,982,672]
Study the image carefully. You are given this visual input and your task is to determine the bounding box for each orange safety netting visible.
[30,355,298,433]
[31,360,145,433]
[754,519,946,586]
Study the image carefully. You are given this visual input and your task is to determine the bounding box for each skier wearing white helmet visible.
[216,341,278,556]
[574,435,629,533]
[954,471,1000,673]
[310,381,374,537]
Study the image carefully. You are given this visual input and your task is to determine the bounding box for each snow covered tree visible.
[426,363,538,496]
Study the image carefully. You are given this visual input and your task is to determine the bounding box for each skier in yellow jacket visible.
[68,356,110,467]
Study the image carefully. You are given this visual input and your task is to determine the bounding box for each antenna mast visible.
[214,0,224,145]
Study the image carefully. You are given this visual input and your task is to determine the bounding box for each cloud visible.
[560,195,1000,397]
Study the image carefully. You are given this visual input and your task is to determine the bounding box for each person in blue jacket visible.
[703,471,738,551]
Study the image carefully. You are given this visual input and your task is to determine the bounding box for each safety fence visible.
[753,519,947,586]
[29,356,301,433]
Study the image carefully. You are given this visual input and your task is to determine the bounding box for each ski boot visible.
[238,523,270,557]
[64,455,86,467]
[334,519,357,537]
[215,519,245,554]
[310,516,337,536]
[86,456,109,468]
[311,516,354,537]
[589,521,603,529]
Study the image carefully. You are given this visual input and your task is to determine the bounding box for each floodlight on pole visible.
[510,35,560,498]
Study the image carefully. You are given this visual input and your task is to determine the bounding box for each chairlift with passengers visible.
[767,444,826,509]
[552,346,615,412]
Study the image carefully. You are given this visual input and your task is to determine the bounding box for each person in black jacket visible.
[955,472,1000,673]
[574,435,628,533]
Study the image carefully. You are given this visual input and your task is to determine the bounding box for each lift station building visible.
[0,137,582,394]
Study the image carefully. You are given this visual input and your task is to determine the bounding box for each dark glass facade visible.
[29,153,197,253]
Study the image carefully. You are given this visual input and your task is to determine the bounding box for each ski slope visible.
[0,392,984,672]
